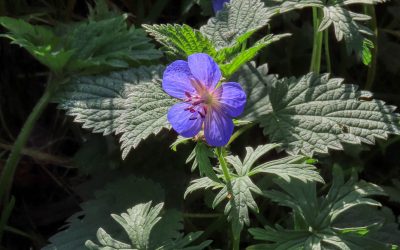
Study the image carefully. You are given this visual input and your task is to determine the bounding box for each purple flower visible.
[162,53,246,147]
[212,0,230,13]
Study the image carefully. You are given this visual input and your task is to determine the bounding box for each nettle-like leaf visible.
[62,15,161,73]
[55,65,177,159]
[185,144,323,236]
[142,24,217,58]
[44,176,166,249]
[85,202,211,250]
[248,166,393,250]
[0,0,160,74]
[0,16,74,73]
[200,0,277,49]
[247,70,400,157]
[233,62,275,121]
[144,22,286,78]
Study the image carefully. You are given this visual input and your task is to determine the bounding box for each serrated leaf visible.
[0,1,160,74]
[0,16,74,73]
[194,142,220,182]
[85,202,211,250]
[219,34,290,77]
[232,62,276,122]
[249,166,391,249]
[200,0,276,49]
[44,176,165,250]
[185,143,322,237]
[143,24,216,58]
[63,15,161,73]
[317,0,385,64]
[55,65,177,159]
[258,72,400,157]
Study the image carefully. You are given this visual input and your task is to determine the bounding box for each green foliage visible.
[0,16,74,73]
[219,34,290,77]
[0,0,160,74]
[143,24,217,58]
[200,0,276,49]
[143,23,285,78]
[86,202,211,250]
[273,0,385,64]
[248,166,395,250]
[55,65,177,159]
[185,144,323,237]
[44,176,166,249]
[233,63,275,121]
[241,70,400,156]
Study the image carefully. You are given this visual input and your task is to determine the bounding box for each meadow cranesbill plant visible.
[162,53,246,146]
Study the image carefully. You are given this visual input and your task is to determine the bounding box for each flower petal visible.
[167,102,203,138]
[213,0,229,13]
[217,82,247,117]
[188,53,221,90]
[204,109,234,146]
[163,60,195,99]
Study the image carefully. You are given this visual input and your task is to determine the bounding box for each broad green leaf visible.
[200,0,277,49]
[249,166,391,249]
[143,24,216,57]
[258,72,400,156]
[85,202,211,250]
[0,16,74,73]
[232,62,275,122]
[55,65,177,159]
[44,176,165,250]
[0,1,161,74]
[63,14,161,73]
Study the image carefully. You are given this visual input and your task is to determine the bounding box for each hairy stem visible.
[364,5,378,91]
[310,7,323,73]
[0,75,57,203]
[215,147,240,250]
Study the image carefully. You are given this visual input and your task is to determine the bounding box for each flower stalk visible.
[0,75,58,203]
[215,147,240,250]
[310,7,323,73]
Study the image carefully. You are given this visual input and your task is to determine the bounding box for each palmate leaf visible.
[248,166,393,250]
[200,0,277,49]
[85,202,211,250]
[252,71,400,157]
[44,176,166,250]
[55,65,177,159]
[185,144,323,237]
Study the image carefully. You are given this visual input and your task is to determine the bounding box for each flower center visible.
[183,91,209,120]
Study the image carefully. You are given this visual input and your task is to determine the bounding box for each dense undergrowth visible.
[0,0,400,249]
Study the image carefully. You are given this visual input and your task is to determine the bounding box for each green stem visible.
[0,196,15,243]
[215,147,240,250]
[216,147,231,183]
[324,29,332,73]
[0,75,57,203]
[310,7,323,73]
[364,5,378,91]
